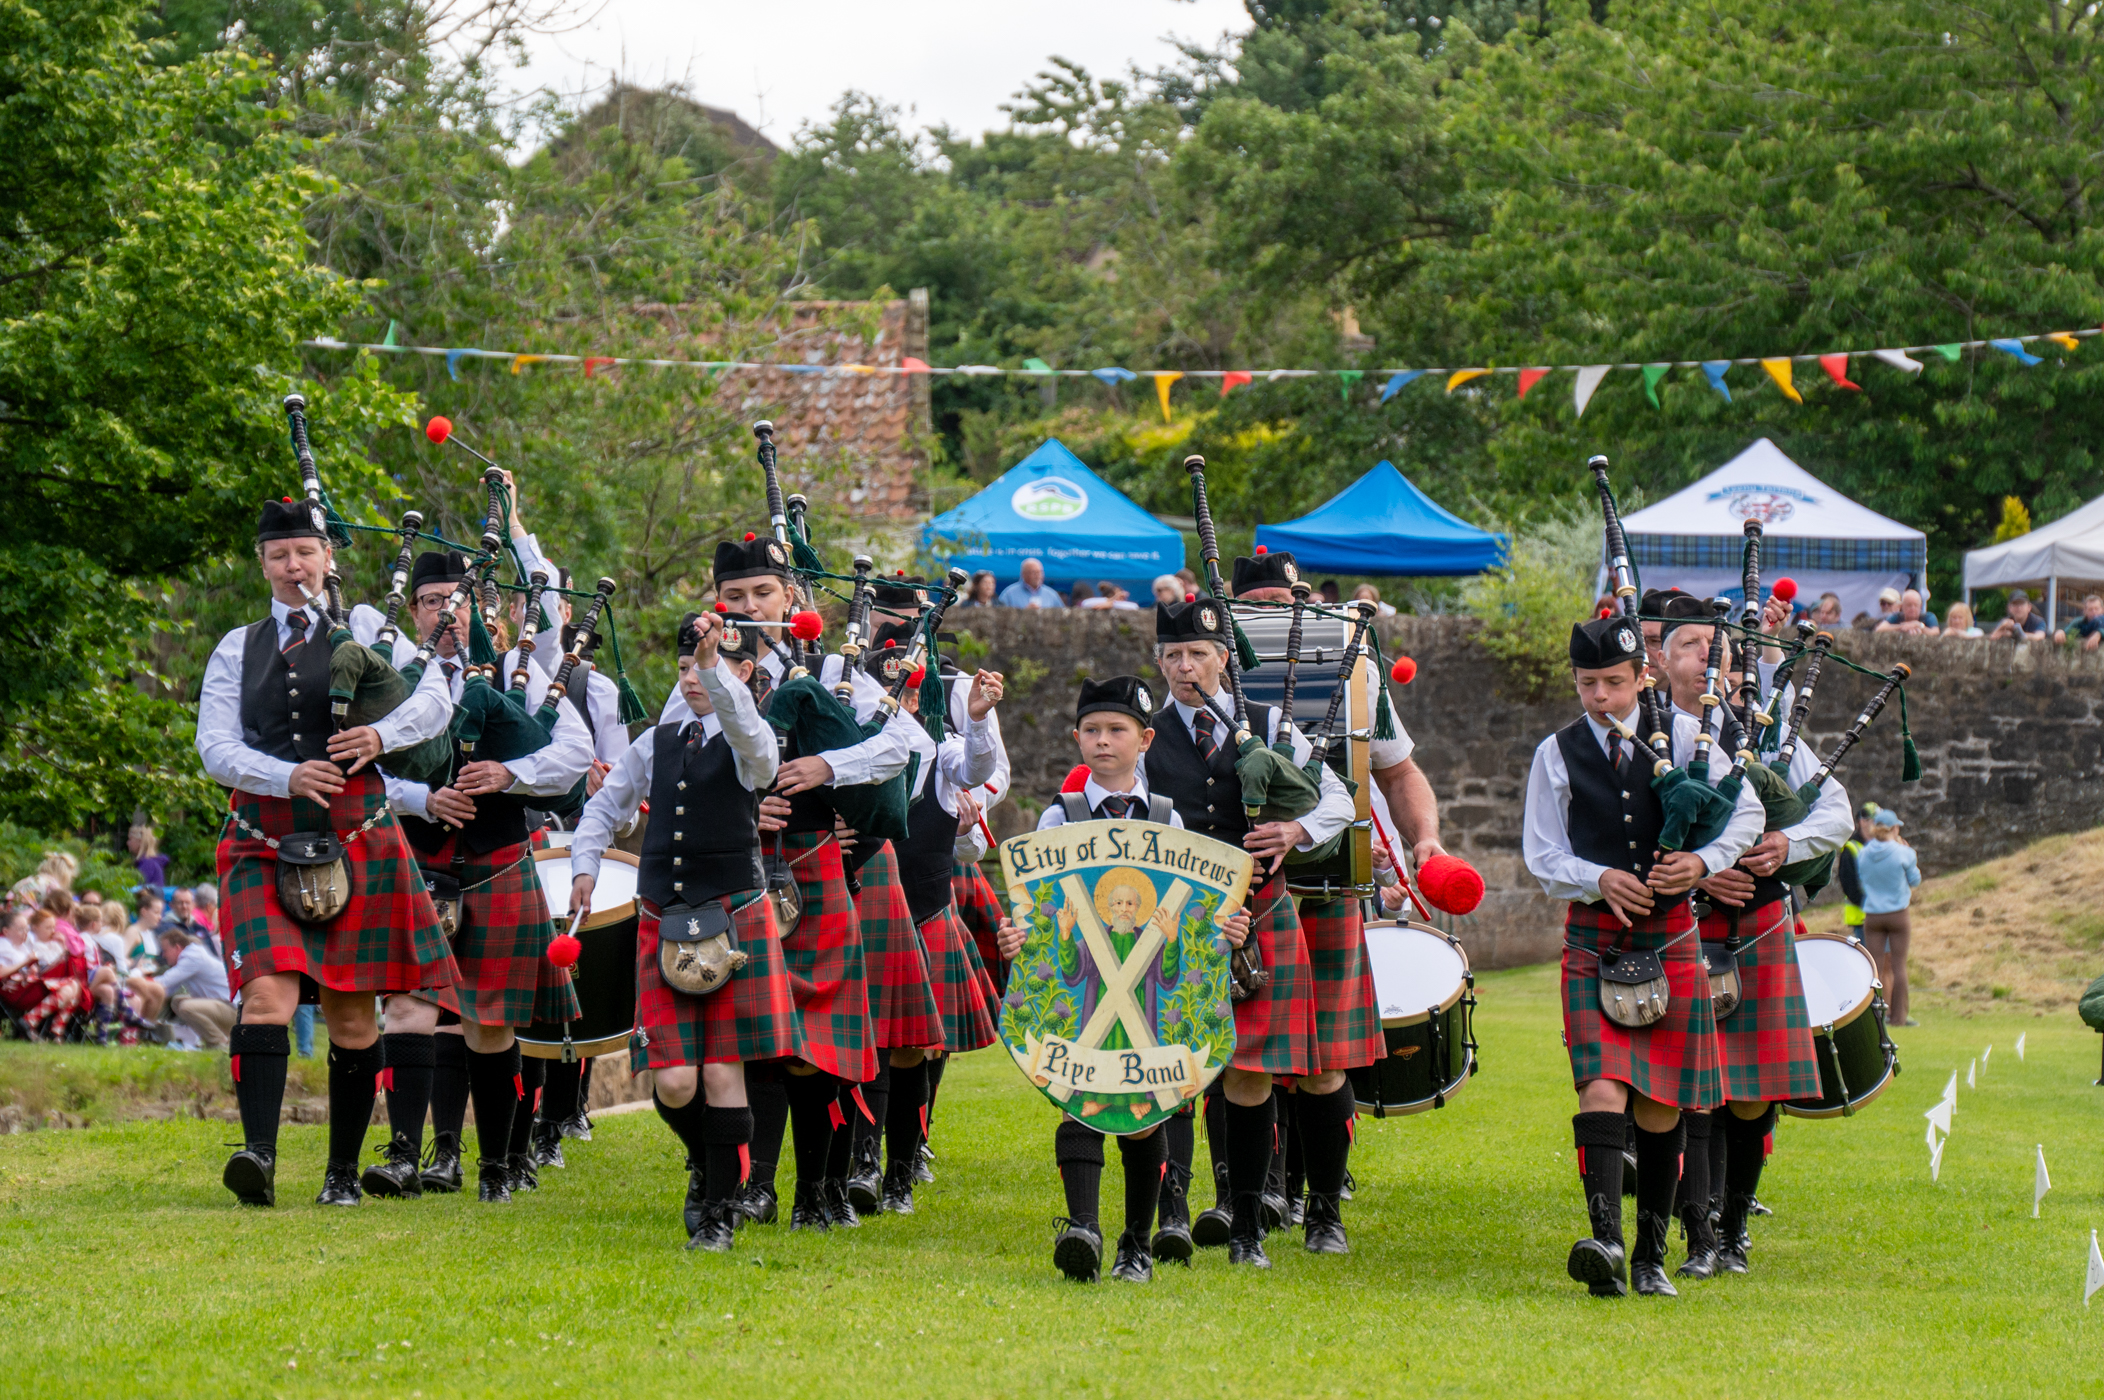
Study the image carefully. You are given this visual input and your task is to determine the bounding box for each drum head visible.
[534,848,640,929]
[1363,921,1469,1027]
[1795,934,1875,1028]
[537,829,575,849]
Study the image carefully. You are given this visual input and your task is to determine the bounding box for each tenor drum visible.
[1783,932,1899,1119]
[1347,920,1477,1117]
[517,849,641,1061]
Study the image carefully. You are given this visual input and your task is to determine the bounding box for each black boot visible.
[418,1132,464,1194]
[361,1132,424,1199]
[1260,1089,1289,1230]
[315,1161,362,1207]
[683,1160,708,1238]
[1630,1119,1684,1297]
[823,1176,860,1229]
[226,1023,288,1207]
[1676,1113,1719,1280]
[846,1067,885,1214]
[1192,1159,1233,1248]
[1632,1210,1679,1297]
[788,1179,829,1232]
[222,1146,277,1208]
[846,1136,883,1216]
[1053,1218,1103,1282]
[1227,1193,1271,1268]
[736,1160,779,1226]
[1110,1230,1153,1283]
[1569,1112,1628,1297]
[532,1118,566,1169]
[1152,1162,1195,1264]
[881,1157,916,1215]
[687,1199,736,1253]
[1303,1191,1349,1255]
[477,1157,512,1204]
[506,1151,538,1195]
[1717,1105,1776,1273]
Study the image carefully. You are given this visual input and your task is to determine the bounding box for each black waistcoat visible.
[238,615,336,765]
[1144,699,1277,842]
[1552,715,1688,914]
[898,781,957,926]
[637,720,762,908]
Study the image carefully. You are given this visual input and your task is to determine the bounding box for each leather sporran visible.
[1702,941,1742,1021]
[656,900,749,997]
[765,854,802,939]
[276,830,351,924]
[1227,942,1269,1002]
[423,870,463,943]
[1597,946,1669,1028]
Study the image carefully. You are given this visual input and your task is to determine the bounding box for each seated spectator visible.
[1941,602,1984,638]
[190,883,219,937]
[997,558,1065,609]
[1319,579,1342,605]
[1874,586,1901,619]
[2054,593,2104,650]
[1988,589,2050,642]
[1176,568,1200,593]
[0,908,47,1019]
[1152,574,1184,607]
[128,823,169,891]
[1068,580,1096,608]
[959,571,998,608]
[1080,582,1140,611]
[18,903,93,1040]
[158,886,216,957]
[1808,592,1844,625]
[1352,583,1397,617]
[1876,588,1940,636]
[86,902,129,975]
[37,850,78,894]
[126,928,235,1049]
[128,891,163,967]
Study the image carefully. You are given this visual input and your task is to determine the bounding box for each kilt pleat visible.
[775,832,876,1083]
[952,860,1007,973]
[1297,896,1384,1073]
[420,838,576,1028]
[1231,876,1316,1076]
[1560,901,1722,1112]
[1702,902,1822,1103]
[854,842,944,1051]
[218,770,458,1009]
[923,908,997,1053]
[633,895,802,1070]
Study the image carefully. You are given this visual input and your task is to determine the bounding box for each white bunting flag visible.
[1968,1059,1977,1090]
[1873,348,1926,374]
[2036,1146,2052,1218]
[2087,1230,2104,1305]
[1573,365,1610,418]
[2017,1033,2027,1062]
[1925,1094,1953,1136]
[1930,1134,1945,1182]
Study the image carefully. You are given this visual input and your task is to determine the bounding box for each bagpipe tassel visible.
[602,603,650,725]
[1899,686,1921,783]
[1373,682,1398,741]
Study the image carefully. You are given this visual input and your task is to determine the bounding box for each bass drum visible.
[1783,932,1899,1119]
[517,849,640,1061]
[1348,920,1477,1118]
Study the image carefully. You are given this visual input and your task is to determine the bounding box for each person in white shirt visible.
[126,928,235,1048]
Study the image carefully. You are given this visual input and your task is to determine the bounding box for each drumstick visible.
[1370,807,1435,924]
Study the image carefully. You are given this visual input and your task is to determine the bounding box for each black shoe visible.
[881,1158,916,1215]
[735,1169,779,1226]
[1631,1211,1677,1297]
[788,1180,828,1232]
[532,1120,566,1169]
[1716,1240,1750,1274]
[1151,1163,1194,1265]
[1675,1207,1719,1280]
[1632,1261,1678,1296]
[1302,1191,1349,1255]
[361,1134,424,1200]
[1192,1203,1233,1248]
[223,1146,277,1208]
[1259,1189,1288,1233]
[686,1200,736,1253]
[1053,1218,1103,1282]
[1228,1195,1271,1268]
[315,1160,362,1207]
[845,1141,882,1215]
[558,1112,593,1142]
[1567,1237,1627,1295]
[477,1158,512,1204]
[683,1160,708,1238]
[1716,1193,1753,1273]
[1340,1169,1356,1203]
[418,1132,464,1194]
[823,1177,861,1229]
[1110,1230,1153,1283]
[506,1151,538,1195]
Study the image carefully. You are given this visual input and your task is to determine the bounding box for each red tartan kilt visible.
[952,861,1007,973]
[216,770,459,1008]
[922,908,998,1053]
[1561,901,1722,1112]
[0,968,46,1015]
[773,832,875,1083]
[1298,897,1384,1073]
[854,843,944,1052]
[1231,875,1316,1076]
[419,837,576,1028]
[1700,901,1822,1104]
[634,897,802,1069]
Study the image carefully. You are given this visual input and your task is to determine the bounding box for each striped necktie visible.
[282,609,309,657]
[1195,709,1219,762]
[1099,793,1136,819]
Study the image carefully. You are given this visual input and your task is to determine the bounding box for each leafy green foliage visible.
[1460,507,1601,698]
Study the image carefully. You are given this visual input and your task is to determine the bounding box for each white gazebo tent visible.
[1961,490,2104,630]
[1615,438,1928,622]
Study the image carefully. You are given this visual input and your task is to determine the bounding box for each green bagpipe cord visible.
[766,674,910,843]
[598,600,649,725]
[917,612,947,745]
[323,626,452,787]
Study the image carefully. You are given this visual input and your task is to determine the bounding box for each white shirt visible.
[921,706,999,812]
[1670,702,1852,866]
[1035,773,1185,830]
[657,649,917,789]
[156,940,231,1001]
[569,660,779,884]
[348,600,421,667]
[501,644,628,764]
[383,649,596,819]
[1521,707,1764,904]
[196,598,453,799]
[948,674,1010,862]
[1156,690,1354,849]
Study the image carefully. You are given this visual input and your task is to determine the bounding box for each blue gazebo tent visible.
[1254,461,1506,577]
[921,438,1185,594]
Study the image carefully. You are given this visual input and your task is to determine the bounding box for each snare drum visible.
[1783,933,1898,1119]
[1347,920,1477,1117]
[517,849,641,1061]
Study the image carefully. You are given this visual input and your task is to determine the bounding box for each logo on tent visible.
[1012,477,1089,521]
[1708,482,1815,525]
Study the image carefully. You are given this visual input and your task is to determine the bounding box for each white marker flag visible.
[1925,1095,1953,1136]
[1983,1044,1992,1069]
[2036,1145,2052,1218]
[1968,1059,1977,1090]
[2087,1231,2104,1305]
[2017,1033,2027,1062]
[1944,1070,1959,1103]
[1930,1134,1945,1182]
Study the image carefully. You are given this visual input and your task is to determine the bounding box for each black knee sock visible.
[1633,1119,1686,1229]
[1297,1081,1356,1198]
[543,1057,584,1125]
[327,1040,385,1166]
[381,1032,435,1152]
[508,1054,545,1157]
[1117,1128,1167,1239]
[1707,1120,1729,1217]
[704,1105,754,1202]
[1159,1105,1194,1212]
[1677,1111,1713,1225]
[230,1023,290,1153]
[1056,1119,1104,1228]
[652,1088,710,1166]
[1723,1105,1775,1202]
[923,1054,946,1129]
[1572,1111,1627,1243]
[885,1060,926,1169]
[465,1043,520,1166]
[1224,1095,1276,1229]
[783,1070,837,1187]
[1282,1087,1304,1198]
[579,1057,595,1111]
[1203,1086,1230,1205]
[825,1097,853,1180]
[857,1063,890,1166]
[747,1062,787,1187]
[430,1033,468,1140]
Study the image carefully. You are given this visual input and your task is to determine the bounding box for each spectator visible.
[126,928,235,1049]
[1809,592,1843,625]
[128,892,163,966]
[86,902,129,974]
[1941,602,1983,638]
[20,904,93,1039]
[293,1002,318,1058]
[997,558,1065,609]
[1080,582,1140,611]
[1988,588,2050,642]
[0,908,47,1020]
[190,883,219,936]
[1856,809,1921,1028]
[128,824,168,891]
[1319,579,1342,605]
[1175,568,1200,594]
[159,887,211,949]
[1875,586,1901,618]
[2055,593,2104,650]
[960,571,998,608]
[1876,588,1940,636]
[1151,574,1184,607]
[1351,583,1397,617]
[1836,802,1876,936]
[42,887,80,945]
[1067,580,1095,608]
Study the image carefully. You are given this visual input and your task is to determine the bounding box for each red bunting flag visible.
[1220,370,1254,397]
[1517,368,1548,399]
[1819,354,1861,391]
[901,357,932,373]
[583,357,616,379]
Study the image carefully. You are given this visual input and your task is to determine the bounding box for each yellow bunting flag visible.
[510,354,546,375]
[1761,358,1803,403]
[2050,332,2081,352]
[1446,368,1490,393]
[1153,372,1183,422]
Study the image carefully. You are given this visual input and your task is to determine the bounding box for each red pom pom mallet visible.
[1417,854,1485,916]
[424,416,452,444]
[1389,655,1417,685]
[547,931,583,968]
[1772,577,1798,603]
[1061,764,1092,793]
[789,610,824,641]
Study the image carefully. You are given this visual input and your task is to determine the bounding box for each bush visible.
[0,822,148,904]
[1460,507,1601,700]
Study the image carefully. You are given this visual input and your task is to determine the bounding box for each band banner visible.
[996,819,1252,1135]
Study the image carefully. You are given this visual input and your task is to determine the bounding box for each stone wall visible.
[948,610,2104,971]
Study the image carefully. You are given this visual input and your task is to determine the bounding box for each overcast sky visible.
[510,0,1251,146]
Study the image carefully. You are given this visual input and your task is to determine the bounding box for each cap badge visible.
[1134,683,1152,712]
[765,540,787,565]
[1616,627,1637,653]
[1198,605,1220,634]
[1281,561,1298,584]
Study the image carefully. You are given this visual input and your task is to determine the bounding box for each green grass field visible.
[2,964,2099,1398]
